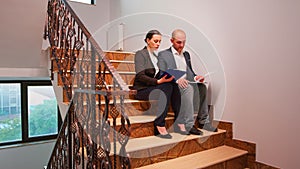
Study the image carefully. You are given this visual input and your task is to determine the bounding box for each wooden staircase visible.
[49,50,260,169]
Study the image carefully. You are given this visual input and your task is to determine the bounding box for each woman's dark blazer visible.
[133,47,160,91]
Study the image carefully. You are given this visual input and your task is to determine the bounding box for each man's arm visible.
[184,51,208,82]
[159,50,189,89]
[157,51,167,71]
[184,51,197,77]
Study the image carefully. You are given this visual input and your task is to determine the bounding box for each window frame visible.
[0,80,62,147]
[69,0,95,5]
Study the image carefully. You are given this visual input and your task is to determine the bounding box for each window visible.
[0,81,62,146]
[69,0,95,5]
[28,85,58,137]
[0,83,22,143]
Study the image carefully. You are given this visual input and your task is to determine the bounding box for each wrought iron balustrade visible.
[44,0,132,168]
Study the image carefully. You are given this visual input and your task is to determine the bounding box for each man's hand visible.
[157,75,174,84]
[177,78,189,89]
[195,75,205,83]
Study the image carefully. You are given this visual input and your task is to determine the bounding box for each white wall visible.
[111,0,300,168]
[69,0,110,34]
[0,0,47,69]
[0,0,49,79]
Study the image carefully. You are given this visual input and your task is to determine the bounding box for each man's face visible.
[171,33,186,54]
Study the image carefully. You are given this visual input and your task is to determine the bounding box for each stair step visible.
[135,145,248,169]
[79,120,225,168]
[112,129,226,168]
[77,99,158,117]
[75,59,134,64]
[72,84,133,88]
[109,60,134,64]
[124,129,226,153]
[114,115,156,125]
[110,115,174,138]
[104,50,135,61]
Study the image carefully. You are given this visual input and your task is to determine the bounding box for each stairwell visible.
[48,49,253,168]
[44,0,278,168]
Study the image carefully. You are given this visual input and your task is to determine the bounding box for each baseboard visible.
[251,161,280,169]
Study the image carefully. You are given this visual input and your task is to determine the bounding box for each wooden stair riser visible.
[67,95,175,118]
[51,51,135,72]
[56,71,135,87]
[105,52,135,61]
[204,155,247,169]
[50,57,72,70]
[50,49,134,60]
[72,100,159,118]
[110,62,135,72]
[109,116,174,140]
[73,60,134,73]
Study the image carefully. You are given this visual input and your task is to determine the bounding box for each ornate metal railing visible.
[44,0,132,168]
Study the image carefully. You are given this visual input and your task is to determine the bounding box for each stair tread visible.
[100,98,151,104]
[103,50,135,55]
[72,70,135,74]
[116,115,156,124]
[112,115,172,125]
[114,128,226,154]
[78,98,148,105]
[109,60,134,64]
[135,145,248,169]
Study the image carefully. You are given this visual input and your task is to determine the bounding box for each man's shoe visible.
[174,125,189,135]
[189,126,203,135]
[199,123,218,132]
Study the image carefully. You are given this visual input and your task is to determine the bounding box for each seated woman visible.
[133,30,188,139]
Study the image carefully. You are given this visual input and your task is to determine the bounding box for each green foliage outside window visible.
[29,98,58,137]
[0,98,58,143]
[0,118,21,143]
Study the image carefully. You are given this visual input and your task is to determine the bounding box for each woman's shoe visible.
[154,125,172,139]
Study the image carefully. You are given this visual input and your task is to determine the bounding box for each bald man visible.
[158,29,217,134]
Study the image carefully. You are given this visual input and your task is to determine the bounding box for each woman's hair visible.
[144,30,161,43]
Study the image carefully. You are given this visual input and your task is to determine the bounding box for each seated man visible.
[158,29,217,132]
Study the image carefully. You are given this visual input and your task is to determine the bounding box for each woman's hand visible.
[157,75,174,84]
